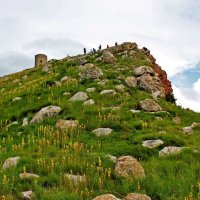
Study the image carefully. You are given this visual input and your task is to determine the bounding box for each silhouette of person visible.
[99,45,102,50]
[115,42,118,46]
[107,45,109,48]
[93,48,96,53]
[83,48,86,54]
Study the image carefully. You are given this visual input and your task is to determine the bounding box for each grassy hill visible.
[0,42,200,200]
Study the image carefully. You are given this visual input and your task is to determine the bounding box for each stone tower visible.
[35,54,48,67]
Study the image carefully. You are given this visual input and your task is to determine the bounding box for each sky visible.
[0,0,200,112]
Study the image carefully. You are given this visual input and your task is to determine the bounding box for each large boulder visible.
[56,119,79,130]
[159,146,183,156]
[140,99,162,112]
[114,156,145,179]
[123,193,151,200]
[125,76,137,88]
[134,66,154,76]
[137,74,165,96]
[101,50,116,64]
[93,194,120,200]
[30,106,62,124]
[142,139,164,148]
[92,128,113,137]
[69,92,89,101]
[3,157,20,170]
[79,63,103,79]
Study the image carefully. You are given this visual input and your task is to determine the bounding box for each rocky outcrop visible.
[30,106,62,124]
[123,193,151,200]
[137,74,165,96]
[145,53,173,96]
[140,99,162,112]
[114,156,145,179]
[92,128,113,137]
[115,42,138,53]
[69,92,89,101]
[79,63,103,79]
[134,66,154,76]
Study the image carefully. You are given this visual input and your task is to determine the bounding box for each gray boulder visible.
[101,50,116,64]
[56,119,79,130]
[21,191,33,200]
[93,194,120,200]
[3,157,20,170]
[83,99,95,105]
[69,92,88,101]
[140,99,162,112]
[159,146,183,156]
[134,66,154,76]
[123,193,151,200]
[92,128,113,137]
[183,127,192,134]
[79,63,103,79]
[100,89,116,95]
[125,76,137,88]
[30,106,62,124]
[142,139,164,148]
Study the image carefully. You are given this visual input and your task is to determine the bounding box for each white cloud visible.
[194,78,200,93]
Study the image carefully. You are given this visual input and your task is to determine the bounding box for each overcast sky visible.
[0,0,200,112]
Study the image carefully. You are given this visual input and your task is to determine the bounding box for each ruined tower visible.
[35,54,48,67]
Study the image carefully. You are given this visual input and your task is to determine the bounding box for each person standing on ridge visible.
[115,42,118,46]
[83,47,86,55]
[99,45,102,50]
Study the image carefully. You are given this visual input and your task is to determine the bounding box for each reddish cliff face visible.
[145,51,173,96]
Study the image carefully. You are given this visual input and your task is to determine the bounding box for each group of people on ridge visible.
[83,42,118,55]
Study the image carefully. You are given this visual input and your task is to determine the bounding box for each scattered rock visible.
[69,92,89,101]
[83,99,95,105]
[3,157,20,170]
[134,66,154,76]
[159,131,167,134]
[152,91,162,99]
[125,76,137,88]
[130,110,141,114]
[183,127,192,134]
[101,50,117,64]
[140,99,162,112]
[19,173,39,180]
[92,128,113,137]
[172,117,181,124]
[21,191,33,200]
[63,92,71,96]
[115,84,125,92]
[123,193,151,200]
[42,66,49,72]
[56,119,79,130]
[114,156,145,179]
[64,174,86,184]
[142,139,164,148]
[7,121,18,127]
[86,87,96,93]
[79,63,103,79]
[22,75,28,80]
[30,106,62,124]
[60,76,72,82]
[22,117,28,127]
[105,154,117,163]
[100,90,116,95]
[93,194,120,200]
[191,122,200,128]
[13,97,22,101]
[159,146,183,156]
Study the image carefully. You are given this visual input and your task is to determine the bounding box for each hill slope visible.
[0,42,200,200]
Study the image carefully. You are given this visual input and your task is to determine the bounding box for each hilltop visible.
[0,42,200,200]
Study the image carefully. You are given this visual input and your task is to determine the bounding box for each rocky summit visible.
[0,42,200,200]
